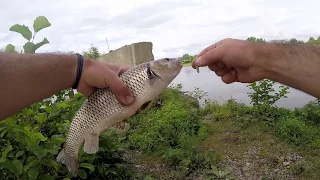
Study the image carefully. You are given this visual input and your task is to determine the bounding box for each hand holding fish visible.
[76,60,135,105]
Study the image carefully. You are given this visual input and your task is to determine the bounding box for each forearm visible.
[254,43,320,98]
[0,52,78,119]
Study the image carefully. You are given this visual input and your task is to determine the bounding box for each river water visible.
[170,66,316,109]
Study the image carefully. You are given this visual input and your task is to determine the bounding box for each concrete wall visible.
[98,41,154,67]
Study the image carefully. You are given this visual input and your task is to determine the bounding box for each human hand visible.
[76,59,135,105]
[192,38,268,84]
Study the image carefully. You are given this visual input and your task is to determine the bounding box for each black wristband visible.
[72,53,84,89]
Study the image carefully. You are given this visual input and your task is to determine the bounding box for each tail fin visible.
[56,148,79,176]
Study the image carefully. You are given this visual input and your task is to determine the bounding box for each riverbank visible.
[115,86,320,179]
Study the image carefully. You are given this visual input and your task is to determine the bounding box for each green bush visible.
[126,88,208,177]
[294,100,320,125]
[275,117,320,147]
[179,54,196,64]
[0,90,136,179]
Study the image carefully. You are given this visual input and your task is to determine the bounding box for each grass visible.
[182,62,192,67]
[198,99,320,179]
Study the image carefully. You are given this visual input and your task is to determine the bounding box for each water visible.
[170,66,316,109]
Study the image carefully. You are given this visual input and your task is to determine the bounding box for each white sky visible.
[1,0,320,59]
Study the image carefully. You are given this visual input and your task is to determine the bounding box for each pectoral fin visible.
[83,133,100,154]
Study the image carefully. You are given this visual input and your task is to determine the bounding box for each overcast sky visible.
[1,0,320,59]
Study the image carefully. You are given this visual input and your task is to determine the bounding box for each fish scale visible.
[56,58,182,176]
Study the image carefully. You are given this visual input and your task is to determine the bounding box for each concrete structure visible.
[98,41,154,67]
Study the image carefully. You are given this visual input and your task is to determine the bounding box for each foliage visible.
[289,38,305,44]
[246,37,266,43]
[306,37,320,44]
[126,87,209,177]
[0,89,139,179]
[247,80,289,108]
[275,117,320,147]
[204,165,235,180]
[179,53,196,64]
[294,100,320,125]
[82,44,103,59]
[5,16,51,54]
[202,94,320,150]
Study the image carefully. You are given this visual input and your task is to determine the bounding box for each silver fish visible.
[56,58,182,176]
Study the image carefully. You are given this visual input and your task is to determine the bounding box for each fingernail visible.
[125,95,135,104]
[195,57,201,66]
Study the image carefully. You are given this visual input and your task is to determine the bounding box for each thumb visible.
[83,62,135,105]
[100,66,135,105]
[194,46,225,67]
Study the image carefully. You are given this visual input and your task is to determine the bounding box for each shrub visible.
[0,90,136,179]
[126,88,208,177]
[247,79,290,126]
[275,117,320,147]
[294,100,320,125]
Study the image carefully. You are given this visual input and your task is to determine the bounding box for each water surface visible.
[170,67,316,109]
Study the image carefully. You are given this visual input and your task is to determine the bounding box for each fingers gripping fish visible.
[56,58,183,176]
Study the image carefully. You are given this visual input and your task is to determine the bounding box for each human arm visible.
[0,52,135,120]
[192,38,320,99]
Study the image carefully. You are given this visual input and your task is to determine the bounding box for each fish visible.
[56,57,183,176]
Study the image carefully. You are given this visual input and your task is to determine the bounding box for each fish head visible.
[148,58,182,83]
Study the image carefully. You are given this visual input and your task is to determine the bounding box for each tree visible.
[82,44,103,59]
[180,53,196,64]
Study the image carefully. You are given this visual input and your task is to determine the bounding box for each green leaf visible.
[34,37,49,52]
[28,167,39,179]
[31,132,47,142]
[5,44,16,52]
[33,16,51,33]
[15,150,25,159]
[211,165,219,177]
[3,162,16,174]
[12,159,23,175]
[57,102,69,109]
[23,42,35,54]
[40,175,54,180]
[37,112,47,124]
[0,145,13,162]
[34,149,48,159]
[24,157,39,172]
[9,24,32,41]
[0,126,7,132]
[78,169,87,179]
[0,129,8,138]
[79,163,95,171]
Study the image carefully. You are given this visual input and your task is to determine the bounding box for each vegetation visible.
[179,54,197,66]
[1,16,320,179]
[5,16,51,54]
[82,45,104,59]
